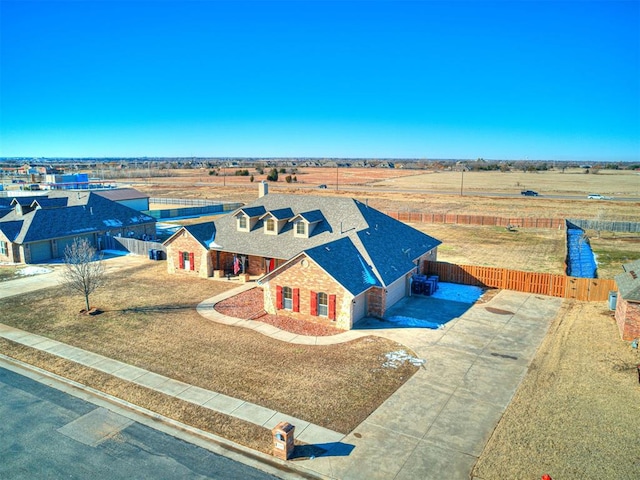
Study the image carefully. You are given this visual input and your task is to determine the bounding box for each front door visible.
[183,251,190,270]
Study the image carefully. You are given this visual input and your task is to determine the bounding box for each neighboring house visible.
[614,259,640,341]
[164,184,441,329]
[0,191,156,264]
[95,188,150,211]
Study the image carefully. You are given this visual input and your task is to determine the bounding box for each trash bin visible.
[148,249,155,260]
[272,422,295,460]
[608,291,618,311]
[155,250,164,260]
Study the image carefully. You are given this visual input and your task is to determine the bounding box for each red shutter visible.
[276,286,283,310]
[189,252,195,270]
[328,294,337,320]
[293,288,300,312]
[178,251,184,269]
[310,291,317,316]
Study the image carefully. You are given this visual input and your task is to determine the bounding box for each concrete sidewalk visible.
[0,323,344,447]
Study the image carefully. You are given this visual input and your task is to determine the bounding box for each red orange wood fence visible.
[424,261,616,301]
[384,211,566,229]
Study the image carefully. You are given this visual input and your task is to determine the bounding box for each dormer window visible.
[296,222,306,235]
[265,218,275,232]
[237,215,248,231]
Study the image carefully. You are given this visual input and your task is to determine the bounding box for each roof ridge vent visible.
[631,270,638,279]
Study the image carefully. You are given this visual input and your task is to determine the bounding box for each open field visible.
[473,300,640,479]
[413,224,568,274]
[372,168,640,196]
[134,167,640,222]
[0,262,416,437]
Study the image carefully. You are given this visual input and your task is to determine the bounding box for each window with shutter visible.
[317,292,328,317]
[283,287,292,309]
[310,290,318,316]
[276,286,283,309]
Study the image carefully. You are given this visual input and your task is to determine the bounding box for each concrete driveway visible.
[299,289,563,480]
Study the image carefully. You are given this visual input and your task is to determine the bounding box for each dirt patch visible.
[473,300,640,479]
[214,287,343,336]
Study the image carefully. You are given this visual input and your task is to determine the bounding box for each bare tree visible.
[61,238,106,312]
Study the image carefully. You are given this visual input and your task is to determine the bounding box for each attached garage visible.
[29,241,53,263]
[57,235,95,258]
[352,292,368,324]
[385,274,409,309]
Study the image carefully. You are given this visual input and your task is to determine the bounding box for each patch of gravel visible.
[214,287,343,336]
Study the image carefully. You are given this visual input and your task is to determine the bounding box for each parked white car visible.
[587,193,612,200]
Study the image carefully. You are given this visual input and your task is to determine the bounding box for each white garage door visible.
[352,292,367,323]
[29,241,52,263]
[385,275,408,309]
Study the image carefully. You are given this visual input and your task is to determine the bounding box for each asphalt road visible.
[0,367,280,480]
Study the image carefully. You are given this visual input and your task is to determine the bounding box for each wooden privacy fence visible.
[424,261,617,301]
[100,236,166,257]
[384,211,565,229]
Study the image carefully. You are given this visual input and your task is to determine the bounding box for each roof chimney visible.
[259,181,268,198]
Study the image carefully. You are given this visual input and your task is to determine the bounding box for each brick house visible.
[164,185,441,330]
[0,191,155,264]
[614,259,640,341]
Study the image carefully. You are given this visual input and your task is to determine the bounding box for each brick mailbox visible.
[272,422,295,460]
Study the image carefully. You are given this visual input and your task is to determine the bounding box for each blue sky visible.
[1,0,638,161]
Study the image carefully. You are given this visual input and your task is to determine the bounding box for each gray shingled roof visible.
[32,198,69,208]
[209,193,441,288]
[237,206,267,218]
[294,210,324,223]
[260,207,294,220]
[615,259,640,302]
[305,237,382,295]
[184,222,217,249]
[10,196,46,207]
[0,220,24,242]
[95,188,149,202]
[0,192,155,244]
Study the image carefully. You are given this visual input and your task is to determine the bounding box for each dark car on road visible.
[521,190,539,196]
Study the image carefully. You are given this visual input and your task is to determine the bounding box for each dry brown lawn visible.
[371,168,640,196]
[473,300,640,479]
[0,262,417,435]
[412,223,568,274]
